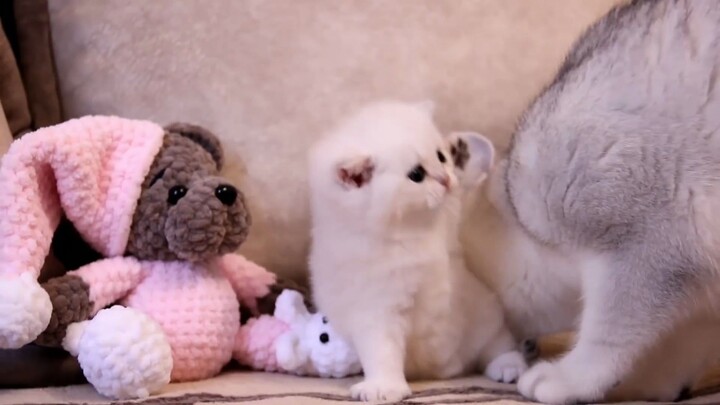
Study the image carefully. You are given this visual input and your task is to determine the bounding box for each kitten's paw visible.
[350,379,411,402]
[485,351,528,383]
[518,361,604,405]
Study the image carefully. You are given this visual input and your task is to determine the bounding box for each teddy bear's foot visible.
[63,306,173,399]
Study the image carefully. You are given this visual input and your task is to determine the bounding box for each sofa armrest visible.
[0,101,12,157]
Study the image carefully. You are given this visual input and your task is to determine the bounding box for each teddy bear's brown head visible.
[125,123,250,262]
[37,123,253,348]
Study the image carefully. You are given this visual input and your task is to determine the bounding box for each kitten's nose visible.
[437,175,450,190]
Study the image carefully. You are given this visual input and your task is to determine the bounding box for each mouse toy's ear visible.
[449,131,495,187]
[336,156,374,189]
[274,290,311,323]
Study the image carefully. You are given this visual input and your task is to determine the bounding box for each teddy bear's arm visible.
[35,257,145,347]
[216,253,276,311]
[67,256,146,314]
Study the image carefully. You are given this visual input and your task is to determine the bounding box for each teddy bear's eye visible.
[168,185,188,205]
[319,333,329,344]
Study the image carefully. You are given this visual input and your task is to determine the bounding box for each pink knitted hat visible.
[0,116,165,279]
[0,116,165,348]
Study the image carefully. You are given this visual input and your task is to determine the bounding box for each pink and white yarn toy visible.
[0,116,327,399]
[235,290,362,379]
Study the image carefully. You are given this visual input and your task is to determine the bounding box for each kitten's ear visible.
[336,156,374,189]
[450,132,495,186]
[414,99,436,116]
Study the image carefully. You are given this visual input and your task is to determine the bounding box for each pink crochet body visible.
[123,261,239,381]
[70,253,277,381]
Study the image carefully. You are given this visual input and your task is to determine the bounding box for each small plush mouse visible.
[235,289,362,378]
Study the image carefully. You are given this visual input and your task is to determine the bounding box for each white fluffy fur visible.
[308,101,525,402]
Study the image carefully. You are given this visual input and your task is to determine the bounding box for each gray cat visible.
[496,0,720,403]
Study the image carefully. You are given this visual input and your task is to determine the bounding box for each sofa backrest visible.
[47,0,624,279]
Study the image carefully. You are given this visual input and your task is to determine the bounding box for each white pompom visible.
[68,306,173,399]
[0,273,52,348]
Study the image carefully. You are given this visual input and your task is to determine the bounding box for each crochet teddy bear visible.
[0,116,308,398]
[234,289,362,379]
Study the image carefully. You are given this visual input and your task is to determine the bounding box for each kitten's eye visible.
[407,165,426,183]
[168,185,188,205]
[437,151,446,163]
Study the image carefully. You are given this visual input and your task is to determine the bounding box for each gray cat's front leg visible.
[518,247,698,404]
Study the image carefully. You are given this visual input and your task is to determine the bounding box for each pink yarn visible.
[0,116,285,381]
[72,257,145,313]
[233,315,289,372]
[71,253,277,382]
[215,254,276,313]
[0,116,164,279]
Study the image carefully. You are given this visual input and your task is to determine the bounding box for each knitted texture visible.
[62,305,172,399]
[125,132,250,262]
[164,123,224,170]
[216,254,276,313]
[131,257,253,381]
[233,290,362,378]
[273,290,362,378]
[233,315,288,372]
[0,273,52,348]
[0,120,286,395]
[36,274,91,347]
[241,276,313,323]
[0,116,164,278]
[69,254,275,382]
[71,257,145,314]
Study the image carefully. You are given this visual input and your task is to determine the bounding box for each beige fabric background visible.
[0,102,12,156]
[48,0,623,279]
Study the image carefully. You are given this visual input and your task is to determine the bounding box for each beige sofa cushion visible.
[48,0,622,279]
[0,101,12,156]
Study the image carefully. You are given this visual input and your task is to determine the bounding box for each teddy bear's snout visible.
[215,184,237,206]
[161,177,251,262]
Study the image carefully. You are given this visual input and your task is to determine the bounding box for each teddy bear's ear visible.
[164,122,224,170]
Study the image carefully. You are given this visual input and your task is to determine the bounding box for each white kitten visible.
[307,101,526,402]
